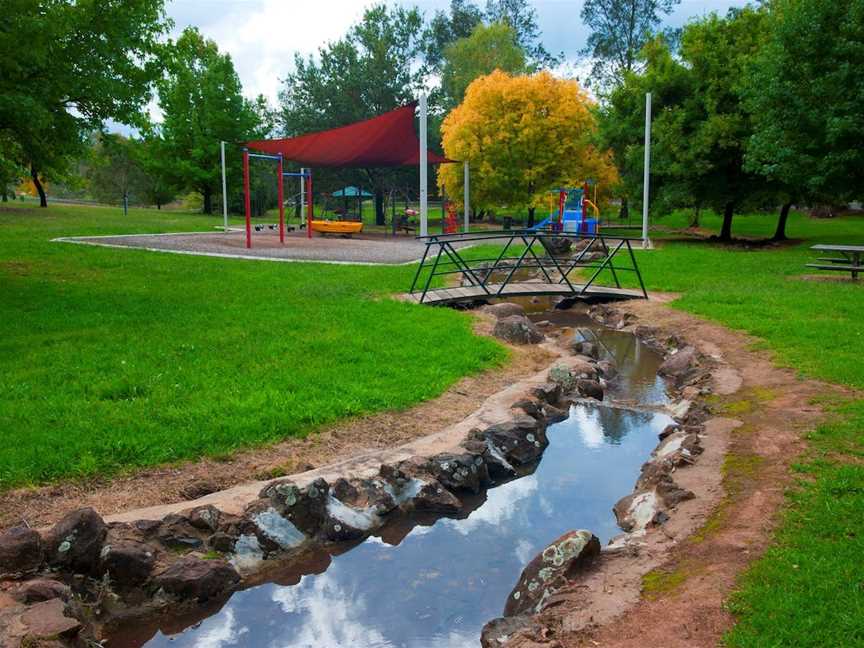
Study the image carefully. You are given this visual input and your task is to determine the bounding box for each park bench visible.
[394,214,417,235]
[806,244,864,280]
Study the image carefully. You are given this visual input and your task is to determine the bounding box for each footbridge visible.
[405,230,648,306]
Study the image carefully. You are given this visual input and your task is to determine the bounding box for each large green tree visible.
[155,28,269,214]
[279,4,428,225]
[664,7,769,241]
[596,38,694,220]
[425,0,485,70]
[743,0,864,239]
[441,22,527,108]
[485,0,558,67]
[0,0,170,206]
[85,134,147,206]
[580,0,681,89]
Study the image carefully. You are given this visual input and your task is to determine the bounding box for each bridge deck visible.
[404,281,644,305]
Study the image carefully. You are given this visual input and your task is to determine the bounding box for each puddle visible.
[109,328,671,648]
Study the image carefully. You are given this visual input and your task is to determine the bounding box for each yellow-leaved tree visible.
[437,70,618,224]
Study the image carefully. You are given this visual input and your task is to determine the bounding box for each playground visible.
[57,227,455,265]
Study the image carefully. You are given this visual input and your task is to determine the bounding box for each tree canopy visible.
[0,0,170,206]
[580,0,680,89]
[441,22,527,108]
[153,27,269,214]
[438,71,616,223]
[743,0,864,208]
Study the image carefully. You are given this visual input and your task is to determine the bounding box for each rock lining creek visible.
[108,315,673,648]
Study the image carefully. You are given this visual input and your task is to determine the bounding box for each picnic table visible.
[807,244,864,280]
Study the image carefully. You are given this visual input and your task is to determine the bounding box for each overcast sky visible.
[164,0,750,105]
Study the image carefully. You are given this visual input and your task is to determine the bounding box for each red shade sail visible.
[246,102,453,168]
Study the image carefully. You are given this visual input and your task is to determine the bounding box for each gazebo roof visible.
[332,186,374,198]
[246,103,453,168]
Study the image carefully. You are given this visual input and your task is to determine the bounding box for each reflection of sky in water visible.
[134,402,672,648]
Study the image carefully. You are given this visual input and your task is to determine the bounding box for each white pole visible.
[419,94,428,237]
[220,141,228,232]
[300,167,306,227]
[463,161,470,233]
[642,92,652,249]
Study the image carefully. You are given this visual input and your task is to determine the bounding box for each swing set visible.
[241,149,312,249]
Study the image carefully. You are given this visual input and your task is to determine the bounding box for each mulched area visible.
[58,228,450,265]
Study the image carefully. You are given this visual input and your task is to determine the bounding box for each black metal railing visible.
[408,230,648,304]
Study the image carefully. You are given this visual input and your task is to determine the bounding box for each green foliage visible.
[597,37,693,212]
[0,202,505,489]
[484,0,559,67]
[280,4,426,135]
[0,0,170,206]
[742,0,864,205]
[85,134,148,206]
[153,27,270,214]
[580,0,681,88]
[279,4,428,222]
[441,22,527,107]
[425,0,485,70]
[598,8,775,239]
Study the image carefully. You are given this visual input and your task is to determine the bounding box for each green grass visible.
[0,202,505,489]
[633,208,864,646]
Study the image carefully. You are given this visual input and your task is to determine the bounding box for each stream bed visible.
[110,321,672,648]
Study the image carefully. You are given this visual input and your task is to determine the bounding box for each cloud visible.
[156,0,749,117]
[186,606,249,648]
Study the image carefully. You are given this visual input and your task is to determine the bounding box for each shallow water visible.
[112,329,671,648]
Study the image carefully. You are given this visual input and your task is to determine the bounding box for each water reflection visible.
[118,400,672,648]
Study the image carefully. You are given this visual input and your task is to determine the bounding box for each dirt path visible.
[0,319,555,531]
[532,298,848,648]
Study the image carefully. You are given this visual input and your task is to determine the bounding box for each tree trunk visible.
[527,206,535,228]
[375,189,385,226]
[203,187,213,214]
[1,191,7,202]
[689,206,701,228]
[719,202,734,241]
[772,202,792,241]
[31,165,47,207]
[156,201,162,210]
[619,198,629,221]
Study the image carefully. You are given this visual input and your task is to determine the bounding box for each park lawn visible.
[0,202,505,489]
[633,209,864,646]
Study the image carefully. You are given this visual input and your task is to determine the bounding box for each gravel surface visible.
[62,229,457,265]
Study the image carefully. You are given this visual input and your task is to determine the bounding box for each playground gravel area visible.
[55,228,464,265]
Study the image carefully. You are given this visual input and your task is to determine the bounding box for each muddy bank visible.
[491,299,844,648]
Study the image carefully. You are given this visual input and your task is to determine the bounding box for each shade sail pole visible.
[419,94,428,237]
[277,154,284,244]
[243,148,251,249]
[463,161,470,233]
[642,92,652,249]
[220,141,228,233]
[300,167,305,231]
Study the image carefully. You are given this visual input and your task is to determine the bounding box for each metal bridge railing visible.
[408,230,648,304]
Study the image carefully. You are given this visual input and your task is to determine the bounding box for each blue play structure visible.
[531,186,599,234]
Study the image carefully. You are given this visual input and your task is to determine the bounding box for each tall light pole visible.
[221,141,228,233]
[642,93,652,249]
[419,93,428,237]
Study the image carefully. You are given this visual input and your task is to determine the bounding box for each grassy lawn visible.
[634,209,864,646]
[0,202,505,489]
[3,199,863,643]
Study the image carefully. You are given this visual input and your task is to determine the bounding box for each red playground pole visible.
[277,155,285,244]
[306,171,313,239]
[243,149,251,249]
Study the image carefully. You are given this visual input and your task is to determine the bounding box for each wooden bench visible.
[394,214,417,235]
[808,244,864,279]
